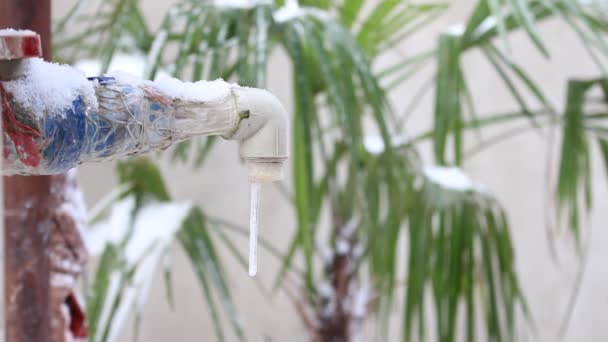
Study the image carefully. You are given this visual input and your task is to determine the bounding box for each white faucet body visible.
[226,87,289,182]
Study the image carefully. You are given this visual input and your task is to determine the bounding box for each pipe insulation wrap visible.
[1,76,240,175]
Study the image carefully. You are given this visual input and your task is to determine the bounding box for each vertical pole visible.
[0,1,58,341]
[0,42,4,342]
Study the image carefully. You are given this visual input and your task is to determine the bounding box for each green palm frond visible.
[55,1,608,341]
[86,158,244,342]
[432,0,608,165]
[556,78,608,238]
[405,168,526,342]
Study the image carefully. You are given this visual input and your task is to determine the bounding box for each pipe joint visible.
[224,87,288,182]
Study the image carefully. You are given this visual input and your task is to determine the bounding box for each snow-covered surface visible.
[346,285,369,342]
[96,273,132,342]
[87,196,192,342]
[336,238,349,255]
[153,75,234,102]
[363,135,409,155]
[274,0,302,22]
[213,0,271,9]
[109,70,235,103]
[475,17,498,37]
[317,282,334,299]
[316,240,333,263]
[59,169,88,234]
[85,196,191,261]
[424,166,488,193]
[446,24,465,36]
[0,28,36,36]
[2,58,98,115]
[350,285,369,318]
[249,182,261,276]
[273,0,330,22]
[51,273,77,288]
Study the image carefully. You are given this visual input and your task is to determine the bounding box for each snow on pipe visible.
[0,54,288,276]
[0,59,288,176]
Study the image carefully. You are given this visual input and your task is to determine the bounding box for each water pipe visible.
[0,61,289,180]
[1,29,289,280]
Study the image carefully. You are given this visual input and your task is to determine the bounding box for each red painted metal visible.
[1,2,90,342]
[0,33,42,60]
[0,83,42,167]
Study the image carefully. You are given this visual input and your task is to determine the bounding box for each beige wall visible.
[52,1,608,341]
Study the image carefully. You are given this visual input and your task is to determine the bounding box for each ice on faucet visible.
[249,182,262,276]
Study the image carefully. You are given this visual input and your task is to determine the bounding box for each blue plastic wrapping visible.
[1,75,239,175]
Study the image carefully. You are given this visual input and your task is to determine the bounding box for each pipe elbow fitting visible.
[225,87,289,182]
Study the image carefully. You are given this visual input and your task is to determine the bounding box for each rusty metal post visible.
[0,2,88,342]
[0,0,56,338]
[0,28,43,341]
[0,35,4,342]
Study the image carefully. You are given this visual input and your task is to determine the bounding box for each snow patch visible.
[273,0,330,23]
[213,0,271,9]
[317,282,334,299]
[153,75,234,103]
[352,243,364,260]
[316,240,333,264]
[85,196,191,262]
[351,286,369,318]
[336,238,349,255]
[475,17,497,37]
[274,0,302,22]
[0,28,36,36]
[363,135,409,155]
[446,24,465,36]
[59,169,88,234]
[87,196,192,342]
[51,273,77,288]
[2,58,98,115]
[109,70,236,103]
[424,166,488,193]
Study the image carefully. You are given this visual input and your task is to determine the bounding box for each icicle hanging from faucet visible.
[249,182,262,276]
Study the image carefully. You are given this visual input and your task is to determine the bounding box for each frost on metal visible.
[1,59,242,175]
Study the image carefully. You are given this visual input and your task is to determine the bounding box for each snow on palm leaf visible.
[213,0,271,9]
[52,0,608,340]
[404,166,526,342]
[85,196,192,342]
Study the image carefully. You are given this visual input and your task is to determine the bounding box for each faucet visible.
[0,56,288,180]
[228,86,289,182]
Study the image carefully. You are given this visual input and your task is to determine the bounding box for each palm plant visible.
[55,0,608,341]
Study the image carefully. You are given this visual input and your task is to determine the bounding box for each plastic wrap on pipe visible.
[1,76,240,175]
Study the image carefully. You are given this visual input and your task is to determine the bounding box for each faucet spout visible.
[225,87,289,182]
